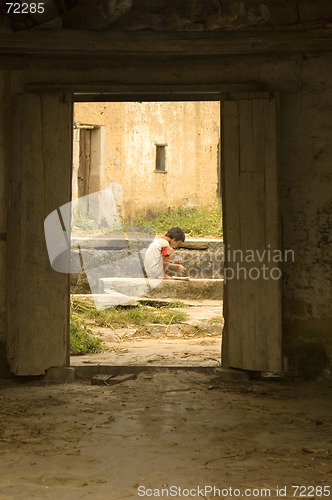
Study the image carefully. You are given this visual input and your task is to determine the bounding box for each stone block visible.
[146,278,224,300]
[101,277,148,297]
[44,367,75,384]
[91,374,113,385]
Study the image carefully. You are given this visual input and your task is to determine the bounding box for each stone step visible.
[99,277,224,300]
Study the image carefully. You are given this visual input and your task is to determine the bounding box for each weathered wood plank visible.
[0,72,10,340]
[1,29,332,57]
[238,101,252,173]
[222,96,282,373]
[7,93,72,375]
[221,100,241,368]
[7,93,28,369]
[237,100,255,368]
[238,170,256,370]
[41,94,72,369]
[25,84,271,101]
[263,99,282,373]
[251,99,269,371]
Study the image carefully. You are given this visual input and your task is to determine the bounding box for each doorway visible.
[69,99,224,368]
[7,90,282,376]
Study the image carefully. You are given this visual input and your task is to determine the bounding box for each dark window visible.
[155,144,166,172]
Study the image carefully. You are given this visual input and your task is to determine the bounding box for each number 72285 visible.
[6,3,45,14]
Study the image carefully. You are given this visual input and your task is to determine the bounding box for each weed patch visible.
[71,298,188,329]
[70,315,103,355]
[130,205,223,238]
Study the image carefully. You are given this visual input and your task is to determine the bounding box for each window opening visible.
[155,144,167,172]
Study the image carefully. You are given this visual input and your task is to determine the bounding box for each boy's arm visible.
[162,255,186,273]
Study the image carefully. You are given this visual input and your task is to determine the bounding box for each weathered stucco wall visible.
[278,56,332,375]
[73,102,220,220]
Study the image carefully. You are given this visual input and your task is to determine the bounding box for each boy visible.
[144,227,186,285]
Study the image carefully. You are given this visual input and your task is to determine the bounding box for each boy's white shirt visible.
[144,237,170,285]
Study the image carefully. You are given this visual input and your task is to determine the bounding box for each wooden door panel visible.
[7,93,72,375]
[222,98,282,373]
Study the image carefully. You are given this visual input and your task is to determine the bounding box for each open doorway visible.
[11,90,282,376]
[69,100,224,368]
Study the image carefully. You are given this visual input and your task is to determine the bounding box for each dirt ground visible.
[71,336,221,367]
[1,300,331,499]
[71,299,223,367]
[0,370,331,499]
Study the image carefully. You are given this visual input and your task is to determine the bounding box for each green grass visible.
[71,298,188,328]
[71,204,223,238]
[132,204,223,238]
[93,307,187,328]
[70,315,103,355]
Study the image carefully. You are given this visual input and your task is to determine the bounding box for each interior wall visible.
[278,57,332,374]
[0,71,10,376]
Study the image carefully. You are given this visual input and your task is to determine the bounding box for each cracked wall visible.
[279,55,332,373]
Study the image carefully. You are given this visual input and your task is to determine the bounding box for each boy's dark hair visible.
[165,227,185,242]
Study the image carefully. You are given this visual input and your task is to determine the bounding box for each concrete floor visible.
[0,370,331,499]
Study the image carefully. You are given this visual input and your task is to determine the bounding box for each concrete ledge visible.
[72,236,223,250]
[73,364,219,379]
[147,278,224,299]
[72,236,150,250]
[100,277,224,300]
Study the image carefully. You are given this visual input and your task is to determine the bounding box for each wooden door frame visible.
[6,84,282,375]
[78,127,92,199]
[72,88,281,373]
